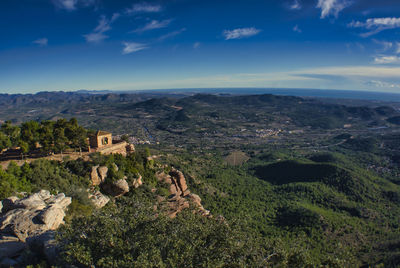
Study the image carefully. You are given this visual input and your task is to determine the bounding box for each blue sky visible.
[1,0,400,93]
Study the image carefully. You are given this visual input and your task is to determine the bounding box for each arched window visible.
[102,137,108,145]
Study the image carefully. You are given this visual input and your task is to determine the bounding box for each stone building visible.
[89,130,112,149]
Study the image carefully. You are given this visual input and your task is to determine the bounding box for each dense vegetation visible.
[0,118,87,154]
[0,92,399,267]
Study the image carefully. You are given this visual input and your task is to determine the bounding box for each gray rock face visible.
[98,166,108,183]
[88,191,110,208]
[102,179,129,197]
[0,191,71,265]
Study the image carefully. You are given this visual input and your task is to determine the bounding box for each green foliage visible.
[0,162,31,199]
[58,191,266,267]
[164,148,400,266]
[0,118,88,155]
[24,159,90,194]
[0,131,11,151]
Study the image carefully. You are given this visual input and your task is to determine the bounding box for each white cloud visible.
[374,55,400,64]
[52,0,96,10]
[348,17,400,37]
[290,0,301,10]
[134,19,172,33]
[83,32,108,43]
[193,42,201,49]
[396,43,400,54]
[293,25,302,33]
[158,28,186,41]
[84,14,119,43]
[126,3,162,14]
[223,27,261,40]
[52,0,78,10]
[122,42,148,54]
[317,0,351,19]
[33,38,48,47]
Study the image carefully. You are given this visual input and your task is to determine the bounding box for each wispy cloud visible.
[126,3,162,14]
[290,0,302,10]
[84,14,119,43]
[366,80,400,89]
[122,42,148,54]
[33,38,48,47]
[133,19,172,33]
[223,27,261,40]
[52,0,96,11]
[193,42,201,49]
[348,17,400,37]
[158,28,186,41]
[317,0,351,19]
[373,39,393,52]
[374,55,400,64]
[293,25,302,33]
[52,0,77,10]
[397,43,400,54]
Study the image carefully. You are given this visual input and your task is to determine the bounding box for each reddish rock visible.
[169,169,188,192]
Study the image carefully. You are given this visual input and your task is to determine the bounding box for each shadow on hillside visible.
[254,160,339,185]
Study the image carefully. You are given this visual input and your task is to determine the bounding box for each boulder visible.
[98,166,108,183]
[0,191,72,264]
[111,163,119,172]
[132,174,143,189]
[13,190,50,210]
[126,143,135,153]
[38,205,66,230]
[46,193,71,210]
[0,191,71,241]
[89,191,110,209]
[102,179,129,197]
[90,165,101,186]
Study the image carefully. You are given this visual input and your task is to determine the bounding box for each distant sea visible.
[140,88,400,102]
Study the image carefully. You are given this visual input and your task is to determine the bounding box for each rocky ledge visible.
[0,190,71,266]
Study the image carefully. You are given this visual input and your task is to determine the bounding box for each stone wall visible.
[94,141,129,156]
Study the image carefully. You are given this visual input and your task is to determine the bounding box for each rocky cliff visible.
[0,190,71,266]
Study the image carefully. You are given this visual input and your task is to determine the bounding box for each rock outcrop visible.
[102,178,130,197]
[90,165,101,185]
[156,168,210,218]
[0,190,71,265]
[91,164,133,198]
[88,190,110,209]
[98,166,108,183]
[132,174,143,189]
